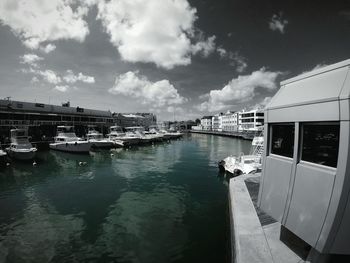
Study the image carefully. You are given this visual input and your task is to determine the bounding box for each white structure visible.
[6,129,37,160]
[49,126,91,153]
[211,113,222,131]
[201,116,212,131]
[191,125,203,131]
[258,59,350,259]
[221,111,239,132]
[238,109,264,131]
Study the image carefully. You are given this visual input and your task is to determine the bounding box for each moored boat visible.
[0,144,8,164]
[86,126,115,149]
[50,126,91,153]
[107,126,140,146]
[5,129,37,161]
[218,134,264,176]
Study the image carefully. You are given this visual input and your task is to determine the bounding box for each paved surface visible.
[229,174,305,263]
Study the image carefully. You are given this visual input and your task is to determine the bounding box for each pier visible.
[190,130,260,140]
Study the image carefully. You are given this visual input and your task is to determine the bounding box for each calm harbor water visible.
[0,134,251,263]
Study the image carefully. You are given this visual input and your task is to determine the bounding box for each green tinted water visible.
[0,134,251,263]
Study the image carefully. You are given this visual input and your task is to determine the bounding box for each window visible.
[270,124,295,158]
[35,103,45,108]
[301,123,339,168]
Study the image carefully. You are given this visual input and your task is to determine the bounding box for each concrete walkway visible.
[229,174,304,263]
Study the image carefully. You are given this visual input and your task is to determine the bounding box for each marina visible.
[0,134,251,262]
[1,1,349,262]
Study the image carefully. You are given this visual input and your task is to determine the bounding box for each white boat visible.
[5,129,37,160]
[218,135,264,176]
[107,126,140,145]
[160,130,183,139]
[86,126,115,149]
[0,144,8,163]
[125,126,162,144]
[50,126,91,153]
[145,128,165,142]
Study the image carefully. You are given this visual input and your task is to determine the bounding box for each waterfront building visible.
[238,109,264,131]
[113,113,157,129]
[258,58,350,260]
[221,111,239,132]
[211,113,223,131]
[0,99,114,139]
[200,116,212,131]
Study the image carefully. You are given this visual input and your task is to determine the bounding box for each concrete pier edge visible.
[229,175,274,263]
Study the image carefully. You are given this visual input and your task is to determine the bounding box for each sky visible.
[0,0,350,121]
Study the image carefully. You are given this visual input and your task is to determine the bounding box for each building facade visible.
[238,110,264,131]
[201,116,212,131]
[221,111,239,132]
[113,113,157,129]
[211,113,224,132]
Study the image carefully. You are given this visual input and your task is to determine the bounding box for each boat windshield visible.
[88,134,103,139]
[57,126,75,133]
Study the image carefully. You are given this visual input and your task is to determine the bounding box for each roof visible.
[268,59,350,110]
[201,116,213,119]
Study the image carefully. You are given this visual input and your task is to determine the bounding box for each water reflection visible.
[0,189,83,263]
[0,134,248,263]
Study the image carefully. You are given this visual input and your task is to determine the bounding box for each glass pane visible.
[302,124,339,168]
[271,124,295,158]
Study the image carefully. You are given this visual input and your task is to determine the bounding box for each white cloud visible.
[217,48,247,73]
[63,70,95,84]
[0,0,89,50]
[97,0,215,69]
[217,47,227,57]
[197,68,281,112]
[31,76,39,83]
[109,71,186,107]
[39,70,62,84]
[269,13,288,34]
[20,54,44,68]
[250,96,272,111]
[54,85,69,92]
[191,35,216,57]
[40,44,56,54]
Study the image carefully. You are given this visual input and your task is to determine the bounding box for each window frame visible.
[269,122,295,159]
[299,121,340,169]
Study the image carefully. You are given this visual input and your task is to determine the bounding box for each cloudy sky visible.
[0,0,350,120]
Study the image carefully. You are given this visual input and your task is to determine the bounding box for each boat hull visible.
[49,141,91,153]
[7,149,36,161]
[89,140,115,149]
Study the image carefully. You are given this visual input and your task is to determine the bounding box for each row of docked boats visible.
[0,126,183,162]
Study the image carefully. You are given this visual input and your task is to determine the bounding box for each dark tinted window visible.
[271,124,295,157]
[302,123,339,168]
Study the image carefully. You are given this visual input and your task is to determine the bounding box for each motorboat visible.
[159,130,183,139]
[86,126,115,149]
[145,128,165,142]
[107,126,140,146]
[50,126,91,153]
[0,144,8,163]
[124,127,152,144]
[5,129,37,160]
[218,135,264,176]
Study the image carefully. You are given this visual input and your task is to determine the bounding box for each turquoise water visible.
[0,134,251,263]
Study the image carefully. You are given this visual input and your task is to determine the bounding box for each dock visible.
[190,130,260,140]
[229,173,310,263]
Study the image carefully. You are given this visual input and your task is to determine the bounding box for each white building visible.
[211,113,223,131]
[201,116,212,131]
[221,111,239,132]
[238,109,264,131]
